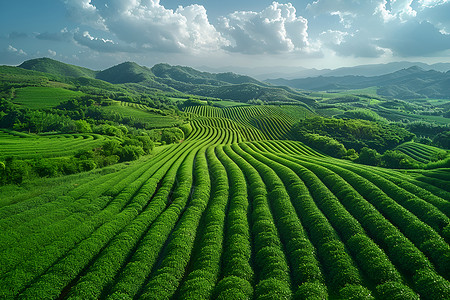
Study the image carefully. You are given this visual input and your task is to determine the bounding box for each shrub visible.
[161,127,184,144]
[339,284,375,300]
[375,281,419,300]
[294,282,328,300]
[357,147,380,166]
[116,145,144,162]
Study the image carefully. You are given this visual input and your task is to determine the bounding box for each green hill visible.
[151,63,262,85]
[2,58,450,300]
[19,57,97,78]
[96,62,155,84]
[16,58,315,105]
[267,66,450,100]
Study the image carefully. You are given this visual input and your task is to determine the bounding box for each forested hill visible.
[18,58,314,105]
[267,66,450,100]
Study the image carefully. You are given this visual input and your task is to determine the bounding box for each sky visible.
[1,0,450,72]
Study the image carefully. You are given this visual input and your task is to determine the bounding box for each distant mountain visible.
[267,66,450,99]
[322,62,450,77]
[17,58,314,105]
[149,63,313,104]
[152,63,263,86]
[256,61,450,80]
[96,62,155,84]
[19,57,97,78]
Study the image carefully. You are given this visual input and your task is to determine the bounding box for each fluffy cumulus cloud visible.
[64,0,227,53]
[378,20,450,56]
[218,2,310,54]
[307,0,450,58]
[36,28,72,42]
[50,0,450,61]
[7,45,27,55]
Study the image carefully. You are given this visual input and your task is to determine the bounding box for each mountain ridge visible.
[267,66,450,99]
[16,57,314,105]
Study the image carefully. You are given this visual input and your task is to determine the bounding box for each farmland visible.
[1,58,450,299]
[13,87,84,109]
[1,117,449,299]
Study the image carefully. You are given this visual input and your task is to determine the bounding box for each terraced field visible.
[102,101,183,128]
[12,86,84,109]
[395,142,448,164]
[1,115,449,300]
[0,130,108,160]
[185,104,313,140]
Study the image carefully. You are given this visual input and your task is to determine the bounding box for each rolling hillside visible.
[268,66,450,100]
[1,58,450,299]
[18,58,314,104]
[1,120,449,299]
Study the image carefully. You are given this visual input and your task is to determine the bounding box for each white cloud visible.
[63,0,106,30]
[378,20,450,56]
[36,28,72,41]
[218,2,311,54]
[319,30,348,45]
[7,45,27,55]
[7,45,17,52]
[330,11,355,28]
[73,30,136,53]
[376,0,416,22]
[48,49,57,57]
[419,0,450,8]
[65,0,227,53]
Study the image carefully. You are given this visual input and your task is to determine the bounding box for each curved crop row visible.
[223,144,293,299]
[248,142,450,299]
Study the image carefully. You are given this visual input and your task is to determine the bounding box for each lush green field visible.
[395,142,448,163]
[13,86,84,109]
[0,129,108,160]
[185,104,313,140]
[1,58,450,299]
[1,116,449,300]
[102,101,183,128]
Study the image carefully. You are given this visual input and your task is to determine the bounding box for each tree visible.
[74,120,92,133]
[357,147,380,166]
[161,127,184,144]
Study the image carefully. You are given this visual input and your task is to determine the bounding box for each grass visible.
[213,100,249,107]
[102,103,182,128]
[13,87,84,109]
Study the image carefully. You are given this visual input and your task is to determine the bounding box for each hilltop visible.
[267,66,450,100]
[18,58,313,105]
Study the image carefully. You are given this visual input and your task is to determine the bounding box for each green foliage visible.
[356,147,381,166]
[375,282,419,300]
[380,150,417,168]
[13,87,84,109]
[2,58,450,300]
[291,117,415,152]
[294,132,347,158]
[161,127,184,144]
[74,120,92,133]
[19,57,97,78]
[342,108,387,122]
[433,131,450,149]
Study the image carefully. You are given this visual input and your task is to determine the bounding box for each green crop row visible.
[213,145,253,299]
[0,157,162,275]
[102,146,205,299]
[224,144,292,299]
[240,143,375,298]
[271,152,449,299]
[252,145,417,298]
[0,141,197,298]
[318,160,450,279]
[67,143,201,299]
[236,143,330,297]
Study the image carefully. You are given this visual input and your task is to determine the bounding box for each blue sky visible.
[1,0,450,71]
